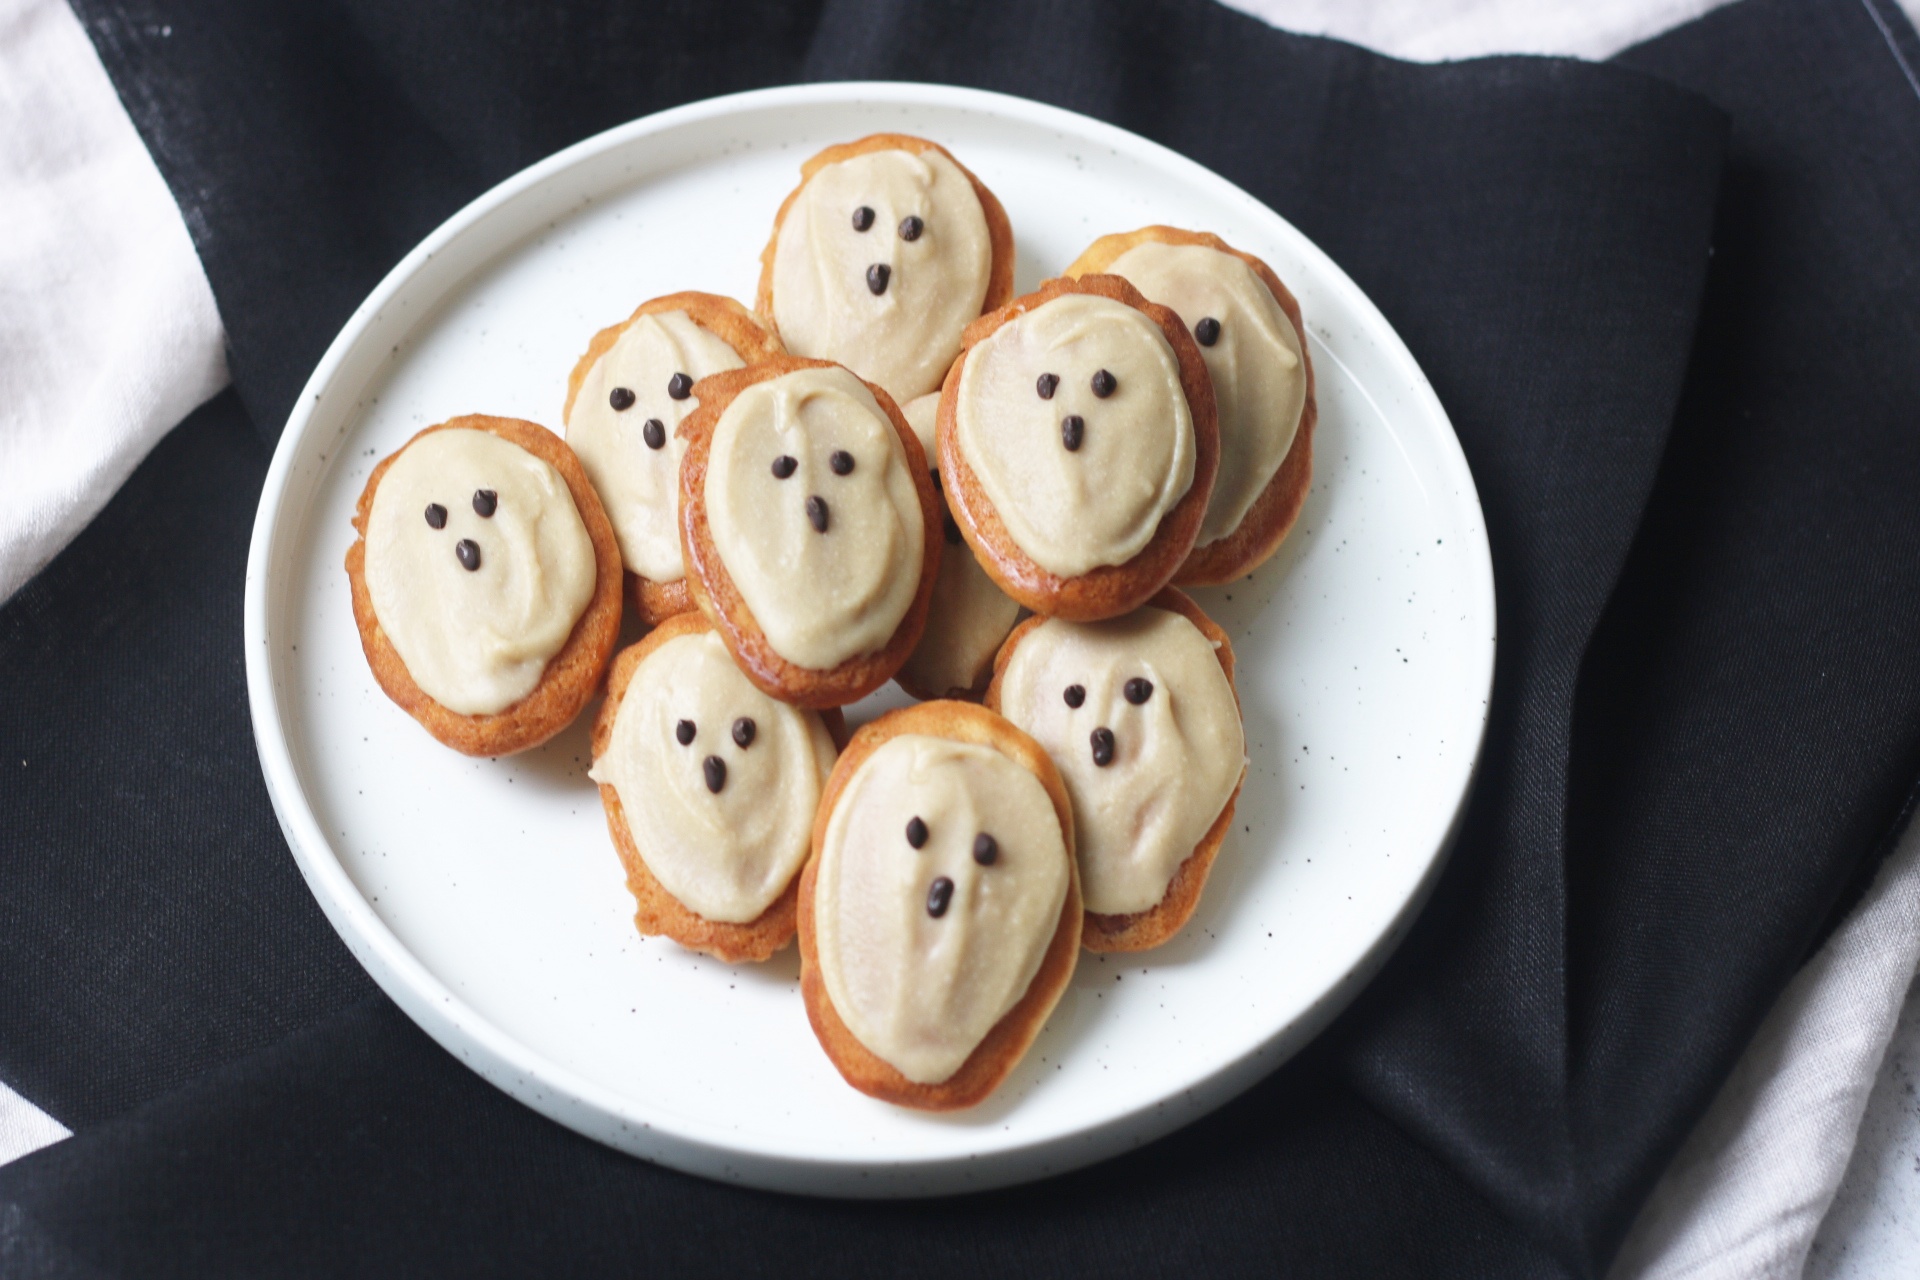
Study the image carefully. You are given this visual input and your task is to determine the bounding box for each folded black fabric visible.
[3,0,1916,1275]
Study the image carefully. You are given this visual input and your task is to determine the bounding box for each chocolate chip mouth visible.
[926,876,954,918]
[1061,415,1085,452]
[455,539,482,572]
[1195,316,1222,347]
[866,263,891,295]
[703,755,727,793]
[1090,726,1116,767]
[806,495,830,533]
[642,418,666,450]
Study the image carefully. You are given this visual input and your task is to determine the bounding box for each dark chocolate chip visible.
[943,514,962,545]
[455,539,481,571]
[1091,369,1117,398]
[1035,372,1059,400]
[732,717,756,749]
[667,372,693,400]
[927,876,954,918]
[852,205,875,232]
[898,215,923,241]
[1064,684,1085,708]
[1125,677,1154,705]
[1195,316,1221,347]
[830,450,854,476]
[675,719,696,746]
[906,816,928,849]
[806,495,829,533]
[771,454,797,479]
[424,503,447,530]
[642,418,666,450]
[703,755,727,793]
[1061,415,1085,452]
[866,263,891,295]
[472,489,497,518]
[609,386,636,411]
[973,833,998,866]
[1091,726,1116,767]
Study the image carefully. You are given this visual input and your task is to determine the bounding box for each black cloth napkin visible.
[3,0,1918,1274]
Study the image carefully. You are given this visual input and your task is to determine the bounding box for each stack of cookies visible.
[344,133,1315,1110]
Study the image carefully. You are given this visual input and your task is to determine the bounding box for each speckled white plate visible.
[244,82,1494,1196]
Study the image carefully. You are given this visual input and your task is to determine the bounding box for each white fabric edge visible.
[0,1078,68,1166]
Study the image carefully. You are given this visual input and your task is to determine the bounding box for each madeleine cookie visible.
[563,292,785,626]
[589,613,843,963]
[346,415,622,756]
[678,356,941,708]
[1068,228,1315,584]
[938,274,1220,622]
[799,701,1080,1109]
[894,392,1023,701]
[757,134,1016,405]
[987,589,1243,952]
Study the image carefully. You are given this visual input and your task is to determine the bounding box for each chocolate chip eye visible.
[667,372,693,400]
[927,876,954,918]
[703,755,727,793]
[1064,684,1085,708]
[1035,372,1059,400]
[771,455,797,479]
[642,418,666,450]
[1061,415,1085,452]
[1125,677,1154,705]
[1090,726,1116,766]
[455,539,481,571]
[609,386,636,411]
[1091,369,1117,398]
[424,503,447,530]
[906,816,928,848]
[806,495,829,533]
[852,205,875,232]
[866,263,891,295]
[472,489,497,518]
[732,717,756,749]
[973,833,998,866]
[1195,317,1222,347]
[830,450,854,476]
[898,215,924,241]
[942,514,962,545]
[675,719,696,746]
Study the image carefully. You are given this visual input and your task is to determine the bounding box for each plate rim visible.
[243,79,1497,1196]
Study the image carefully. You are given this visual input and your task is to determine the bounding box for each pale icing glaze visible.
[771,147,992,403]
[364,427,595,716]
[566,309,746,582]
[815,734,1068,1084]
[997,608,1243,915]
[897,393,1021,696]
[706,366,924,670]
[1107,242,1305,544]
[590,630,836,923]
[953,294,1194,577]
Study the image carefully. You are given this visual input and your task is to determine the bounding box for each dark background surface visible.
[1,0,1917,1275]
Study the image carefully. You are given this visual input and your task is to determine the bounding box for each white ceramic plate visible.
[244,82,1494,1197]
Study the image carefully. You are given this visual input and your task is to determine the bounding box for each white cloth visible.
[0,0,226,607]
[4,7,1920,1279]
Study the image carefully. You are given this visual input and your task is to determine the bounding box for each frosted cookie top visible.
[1106,241,1305,545]
[896,392,1021,698]
[996,606,1243,915]
[813,733,1070,1084]
[566,309,746,582]
[952,293,1195,578]
[770,145,992,403]
[364,427,595,715]
[704,365,925,671]
[590,629,836,923]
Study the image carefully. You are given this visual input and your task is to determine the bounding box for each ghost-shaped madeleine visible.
[988,589,1245,952]
[758,134,1015,405]
[1067,228,1316,585]
[590,614,840,963]
[563,292,784,625]
[894,392,1023,701]
[939,275,1218,622]
[347,415,622,756]
[800,701,1079,1109]
[679,357,941,708]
